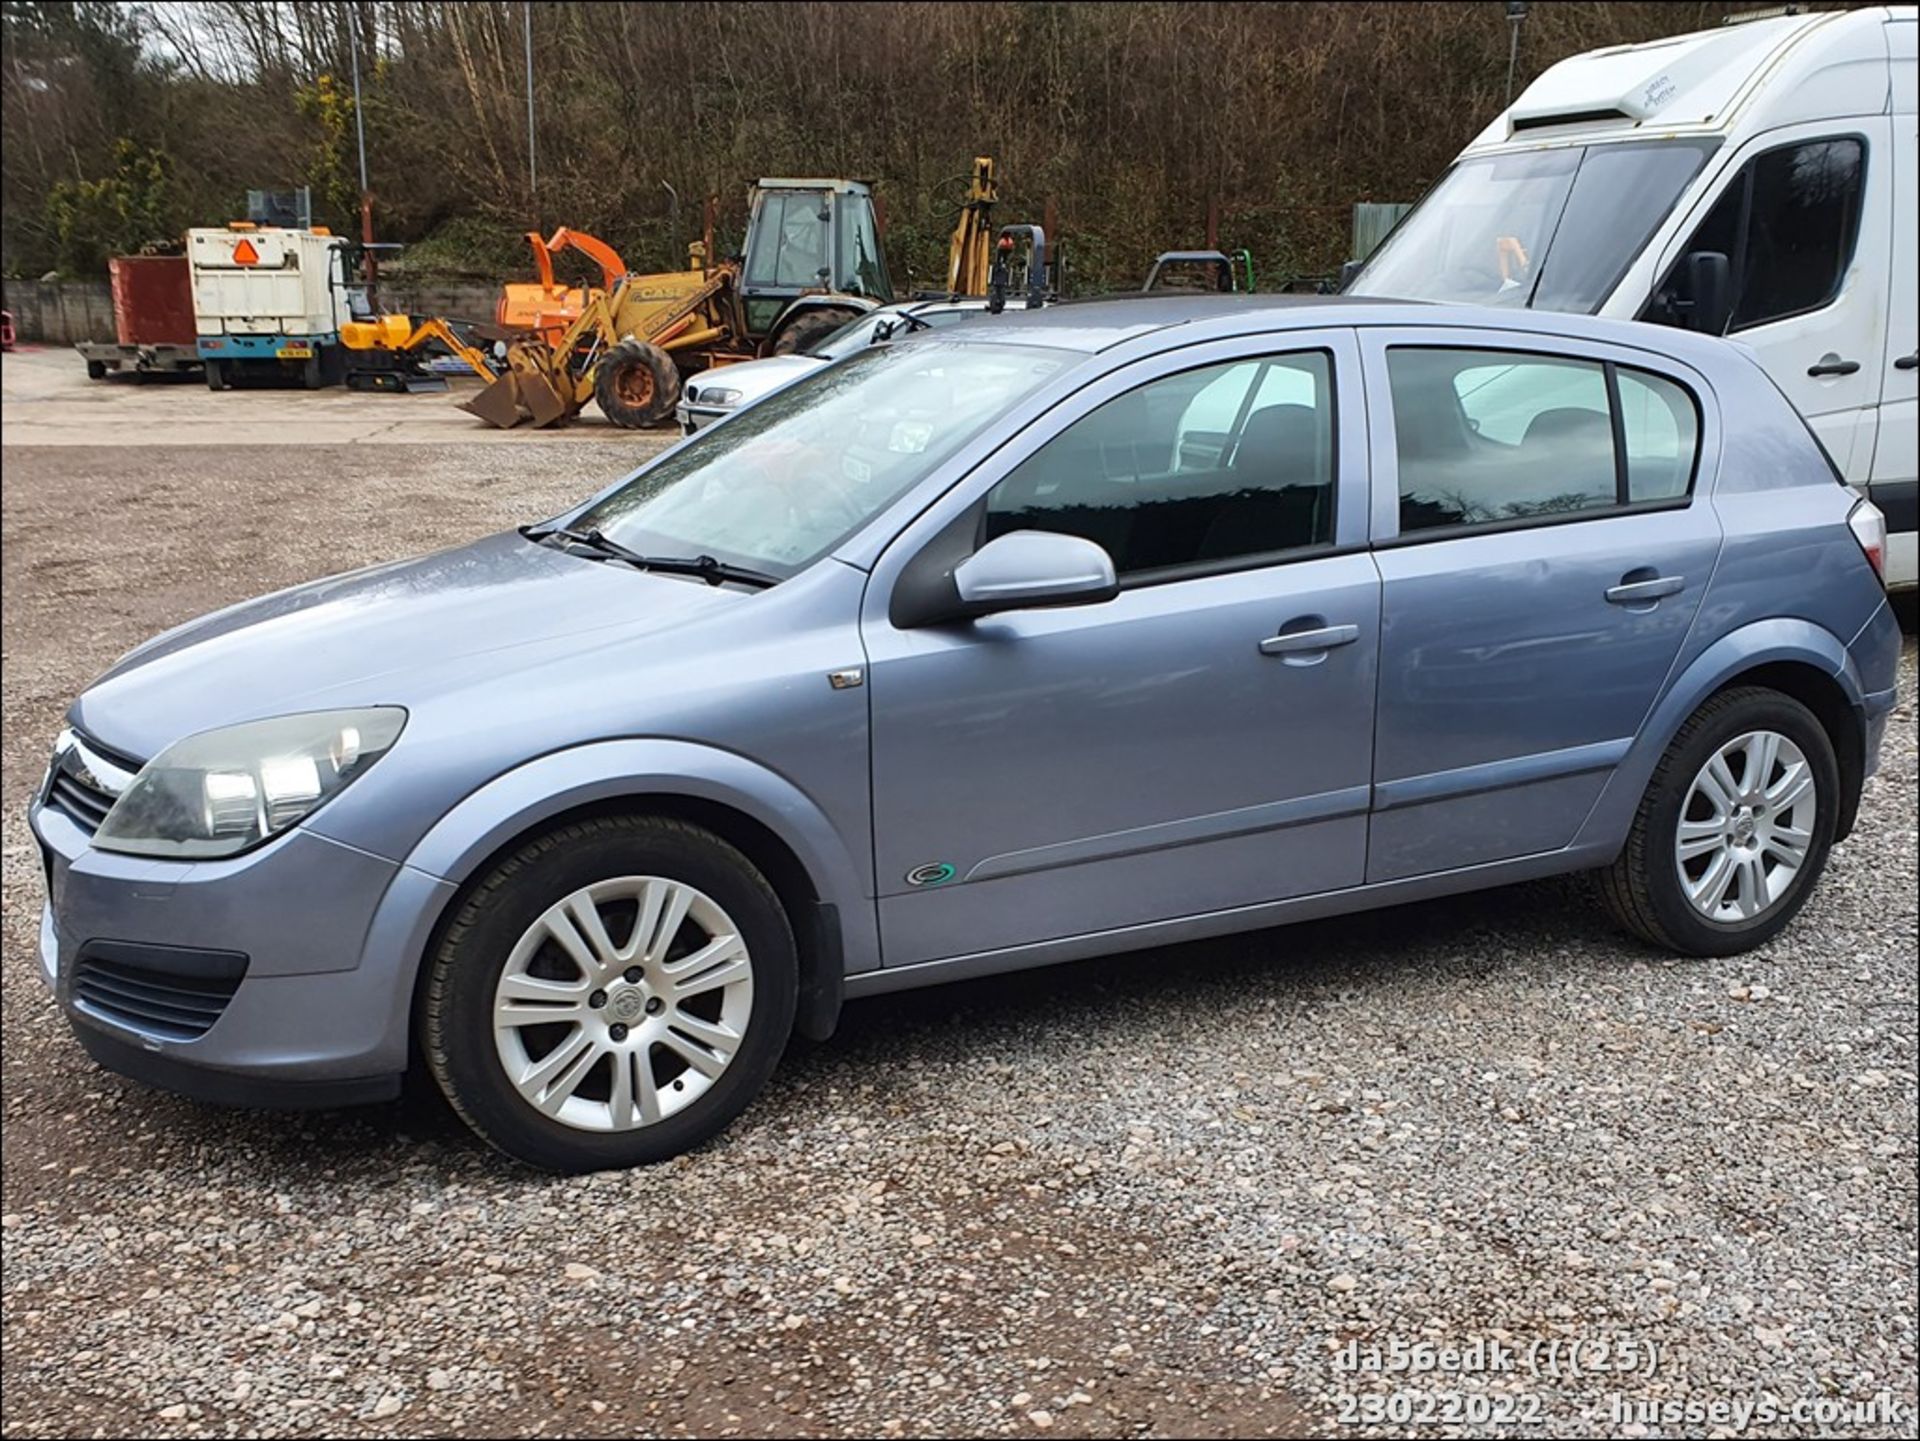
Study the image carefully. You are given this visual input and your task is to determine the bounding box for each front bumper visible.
[675,401,734,434]
[29,795,451,1106]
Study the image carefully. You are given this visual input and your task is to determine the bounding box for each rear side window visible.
[1616,368,1699,502]
[985,351,1335,578]
[1646,137,1865,332]
[1387,347,1699,535]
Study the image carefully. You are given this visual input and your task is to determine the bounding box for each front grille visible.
[72,943,247,1041]
[42,730,142,837]
[46,771,115,832]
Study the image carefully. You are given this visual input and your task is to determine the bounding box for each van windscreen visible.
[1350,140,1718,315]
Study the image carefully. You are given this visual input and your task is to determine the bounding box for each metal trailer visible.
[77,255,203,379]
[76,341,202,379]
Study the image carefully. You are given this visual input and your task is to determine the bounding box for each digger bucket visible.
[458,368,571,429]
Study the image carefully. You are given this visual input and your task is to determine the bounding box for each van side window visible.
[1387,348,1700,535]
[1648,138,1865,331]
[984,352,1335,578]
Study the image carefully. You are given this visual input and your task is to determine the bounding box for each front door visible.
[862,334,1380,967]
[1361,331,1724,883]
[1645,121,1891,483]
[1871,76,1917,586]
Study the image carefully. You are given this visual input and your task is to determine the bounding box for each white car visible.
[676,298,999,432]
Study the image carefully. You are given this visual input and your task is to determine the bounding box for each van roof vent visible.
[1504,10,1819,139]
[1510,107,1633,132]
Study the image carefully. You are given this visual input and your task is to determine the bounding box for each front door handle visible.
[1605,574,1685,606]
[1260,623,1359,657]
[1897,352,1918,372]
[1807,355,1861,377]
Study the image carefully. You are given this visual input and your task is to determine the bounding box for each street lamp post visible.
[1505,2,1530,105]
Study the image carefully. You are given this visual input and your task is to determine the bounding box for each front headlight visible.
[702,388,742,407]
[94,707,406,859]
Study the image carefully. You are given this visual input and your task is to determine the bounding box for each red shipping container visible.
[109,255,195,347]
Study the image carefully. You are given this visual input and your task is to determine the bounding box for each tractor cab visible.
[739,179,894,338]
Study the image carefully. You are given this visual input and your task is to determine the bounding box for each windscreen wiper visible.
[873,310,933,342]
[523,525,780,589]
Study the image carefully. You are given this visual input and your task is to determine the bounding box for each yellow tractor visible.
[462,177,895,430]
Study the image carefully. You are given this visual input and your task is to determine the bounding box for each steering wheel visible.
[751,438,868,531]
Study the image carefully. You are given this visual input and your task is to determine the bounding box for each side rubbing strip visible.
[1374,738,1632,812]
[964,785,1371,884]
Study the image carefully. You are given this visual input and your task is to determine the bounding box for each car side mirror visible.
[1338,259,1364,292]
[951,531,1117,617]
[1680,250,1733,335]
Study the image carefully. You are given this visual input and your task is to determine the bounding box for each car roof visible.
[934,292,1748,373]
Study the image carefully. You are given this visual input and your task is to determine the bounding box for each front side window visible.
[985,352,1335,578]
[576,342,1071,577]
[1646,137,1865,332]
[1388,347,1699,534]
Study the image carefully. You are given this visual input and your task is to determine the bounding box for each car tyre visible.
[1598,686,1839,957]
[593,339,681,428]
[204,359,225,391]
[423,814,797,1172]
[771,305,862,356]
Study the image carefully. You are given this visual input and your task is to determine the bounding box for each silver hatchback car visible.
[31,297,1901,1172]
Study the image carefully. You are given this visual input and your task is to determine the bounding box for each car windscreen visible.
[1350,140,1717,314]
[809,310,890,358]
[811,306,982,359]
[571,342,1073,578]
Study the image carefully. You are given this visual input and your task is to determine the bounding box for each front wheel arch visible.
[406,791,845,1078]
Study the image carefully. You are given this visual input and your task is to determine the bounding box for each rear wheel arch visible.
[1706,660,1864,841]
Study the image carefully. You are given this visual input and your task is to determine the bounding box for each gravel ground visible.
[2,435,1915,1439]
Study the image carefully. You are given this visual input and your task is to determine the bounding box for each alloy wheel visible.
[491,876,754,1131]
[1674,729,1818,924]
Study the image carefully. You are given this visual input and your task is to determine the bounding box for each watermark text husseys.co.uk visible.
[1605,1391,1909,1433]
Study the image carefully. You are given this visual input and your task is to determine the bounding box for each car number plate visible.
[277,344,314,360]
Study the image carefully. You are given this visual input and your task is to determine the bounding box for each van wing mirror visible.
[1681,250,1733,335]
[1338,259,1365,293]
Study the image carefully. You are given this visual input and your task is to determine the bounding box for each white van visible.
[1349,5,1917,592]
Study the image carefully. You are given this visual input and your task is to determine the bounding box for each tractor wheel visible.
[771,305,863,357]
[594,339,682,429]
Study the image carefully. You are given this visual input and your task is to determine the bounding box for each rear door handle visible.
[1807,356,1861,377]
[1605,575,1685,606]
[1897,352,1918,372]
[1260,623,1359,656]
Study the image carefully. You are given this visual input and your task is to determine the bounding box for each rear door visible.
[1361,328,1723,883]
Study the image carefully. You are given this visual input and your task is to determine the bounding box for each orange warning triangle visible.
[232,238,259,265]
